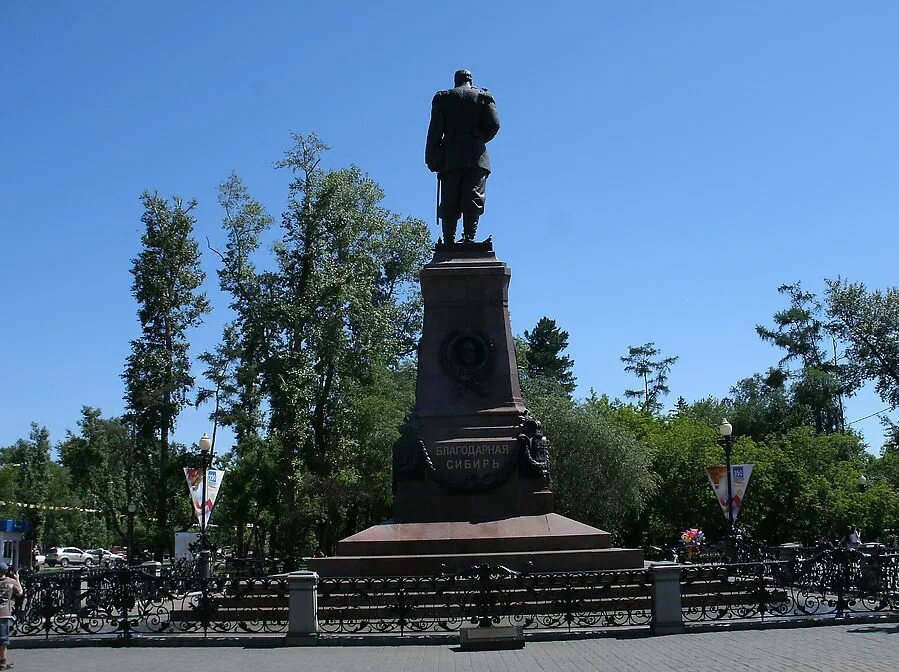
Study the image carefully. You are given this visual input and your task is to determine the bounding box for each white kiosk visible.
[0,519,29,569]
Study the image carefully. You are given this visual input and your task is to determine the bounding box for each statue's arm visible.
[425,96,444,172]
[480,92,500,143]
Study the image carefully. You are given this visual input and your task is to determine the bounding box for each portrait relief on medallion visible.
[440,330,496,394]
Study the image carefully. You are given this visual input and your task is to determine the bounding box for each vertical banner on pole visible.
[705,465,754,523]
[184,468,225,529]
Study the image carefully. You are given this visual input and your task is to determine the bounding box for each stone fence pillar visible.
[650,562,684,635]
[286,570,319,642]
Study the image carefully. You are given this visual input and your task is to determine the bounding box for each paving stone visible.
[10,623,899,672]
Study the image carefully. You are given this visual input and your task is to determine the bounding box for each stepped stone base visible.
[309,514,644,577]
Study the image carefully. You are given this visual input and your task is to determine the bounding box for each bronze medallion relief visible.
[440,330,495,394]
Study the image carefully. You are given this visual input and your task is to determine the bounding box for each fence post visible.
[650,562,684,635]
[286,570,319,643]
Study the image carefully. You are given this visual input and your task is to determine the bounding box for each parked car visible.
[86,548,125,566]
[45,547,94,567]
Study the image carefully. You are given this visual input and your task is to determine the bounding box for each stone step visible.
[310,546,644,577]
[336,514,612,557]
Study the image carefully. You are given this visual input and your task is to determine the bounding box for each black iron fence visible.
[317,564,653,635]
[681,546,899,623]
[13,566,288,639]
[11,546,899,641]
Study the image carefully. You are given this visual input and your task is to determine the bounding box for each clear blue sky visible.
[2,2,897,454]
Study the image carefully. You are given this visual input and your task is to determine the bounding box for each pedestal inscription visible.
[429,439,517,491]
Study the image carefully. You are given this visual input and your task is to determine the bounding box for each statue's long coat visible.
[425,85,500,174]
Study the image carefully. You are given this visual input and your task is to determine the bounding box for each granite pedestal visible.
[310,241,643,577]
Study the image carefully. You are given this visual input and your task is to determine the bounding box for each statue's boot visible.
[462,215,478,243]
[441,218,458,246]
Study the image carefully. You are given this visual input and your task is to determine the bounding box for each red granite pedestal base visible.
[309,513,643,576]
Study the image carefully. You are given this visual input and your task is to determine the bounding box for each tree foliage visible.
[0,424,52,540]
[523,390,656,537]
[203,134,431,558]
[518,317,577,396]
[728,370,806,441]
[123,193,210,556]
[58,408,142,546]
[621,342,678,414]
[755,282,854,433]
[826,278,899,410]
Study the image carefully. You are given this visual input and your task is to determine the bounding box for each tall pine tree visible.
[519,317,577,396]
[756,282,851,433]
[123,193,210,557]
[621,342,678,414]
[198,173,275,557]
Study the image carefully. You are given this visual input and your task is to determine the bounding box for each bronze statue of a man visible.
[425,69,500,244]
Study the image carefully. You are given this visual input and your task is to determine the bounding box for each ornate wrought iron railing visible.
[317,564,653,635]
[14,546,898,640]
[13,566,288,639]
[680,547,899,623]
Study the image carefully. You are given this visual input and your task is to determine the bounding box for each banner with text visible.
[705,464,754,523]
[183,468,225,529]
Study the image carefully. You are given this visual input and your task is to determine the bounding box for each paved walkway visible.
[12,623,899,671]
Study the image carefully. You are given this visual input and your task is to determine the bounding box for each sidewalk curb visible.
[12,614,899,648]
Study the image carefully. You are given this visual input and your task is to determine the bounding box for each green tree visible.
[728,369,806,441]
[198,173,276,557]
[123,193,211,556]
[756,282,852,433]
[0,424,52,541]
[527,393,656,537]
[58,408,141,547]
[621,342,678,414]
[262,133,430,556]
[870,422,899,494]
[826,278,899,410]
[609,406,724,546]
[519,317,577,396]
[202,134,430,559]
[199,173,273,444]
[39,461,109,550]
[734,428,868,543]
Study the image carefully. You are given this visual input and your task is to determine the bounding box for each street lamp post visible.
[718,419,736,532]
[126,501,137,566]
[198,433,213,579]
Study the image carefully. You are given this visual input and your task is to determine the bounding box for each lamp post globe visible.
[718,419,733,437]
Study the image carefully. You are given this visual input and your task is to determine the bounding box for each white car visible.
[45,546,94,567]
[86,548,125,566]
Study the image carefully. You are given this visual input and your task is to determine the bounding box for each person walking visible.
[0,562,23,669]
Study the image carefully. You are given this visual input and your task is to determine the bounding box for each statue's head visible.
[454,69,473,86]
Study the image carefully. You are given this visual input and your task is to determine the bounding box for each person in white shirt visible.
[0,561,23,670]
